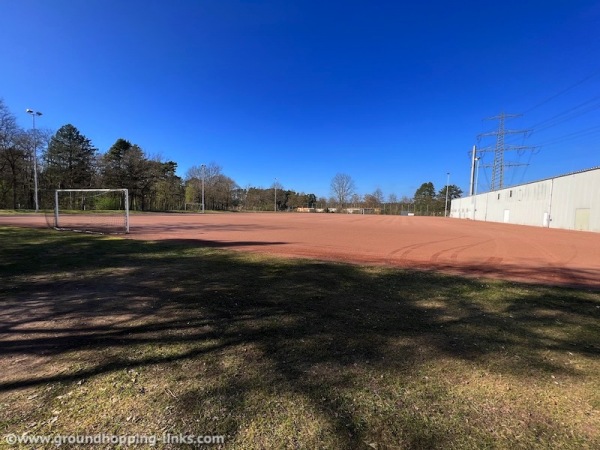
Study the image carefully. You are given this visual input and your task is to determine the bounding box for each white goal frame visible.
[54,189,129,234]
[184,202,204,211]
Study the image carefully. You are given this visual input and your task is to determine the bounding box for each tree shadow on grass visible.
[425,260,600,290]
[1,228,599,447]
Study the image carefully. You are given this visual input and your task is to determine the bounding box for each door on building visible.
[503,209,510,223]
[575,208,590,231]
[543,212,549,227]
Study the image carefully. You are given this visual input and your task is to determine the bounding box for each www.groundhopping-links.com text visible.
[5,433,225,446]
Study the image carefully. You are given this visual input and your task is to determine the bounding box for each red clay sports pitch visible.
[2,213,599,289]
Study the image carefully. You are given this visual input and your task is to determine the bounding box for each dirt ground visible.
[2,212,600,289]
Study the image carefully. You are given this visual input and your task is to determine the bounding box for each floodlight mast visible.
[473,157,481,220]
[26,109,43,212]
[201,164,206,213]
[444,172,450,217]
[469,145,477,196]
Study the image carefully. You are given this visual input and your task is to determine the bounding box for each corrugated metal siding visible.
[450,167,600,232]
[550,170,600,231]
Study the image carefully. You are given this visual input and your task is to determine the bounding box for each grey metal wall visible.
[450,167,600,232]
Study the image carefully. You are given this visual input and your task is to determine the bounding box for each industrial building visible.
[450,166,600,232]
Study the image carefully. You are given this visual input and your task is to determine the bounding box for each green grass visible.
[0,210,47,215]
[0,227,599,449]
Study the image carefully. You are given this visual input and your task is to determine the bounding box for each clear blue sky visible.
[2,0,599,199]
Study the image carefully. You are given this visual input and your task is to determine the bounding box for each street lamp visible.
[201,164,206,213]
[26,109,42,213]
[473,158,480,220]
[444,172,450,217]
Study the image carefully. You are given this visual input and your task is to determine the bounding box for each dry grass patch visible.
[0,227,598,449]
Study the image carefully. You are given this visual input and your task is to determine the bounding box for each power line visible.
[477,113,537,191]
[521,68,600,115]
[502,68,600,146]
[473,69,600,189]
[529,95,600,133]
[533,124,600,147]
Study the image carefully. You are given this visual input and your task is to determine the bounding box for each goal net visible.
[53,189,129,234]
[184,202,203,211]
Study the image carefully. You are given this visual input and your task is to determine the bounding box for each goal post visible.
[184,202,203,211]
[53,189,129,234]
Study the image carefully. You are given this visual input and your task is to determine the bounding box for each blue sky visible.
[2,1,599,199]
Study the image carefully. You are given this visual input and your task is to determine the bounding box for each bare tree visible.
[185,162,222,208]
[387,193,398,214]
[364,188,384,208]
[372,188,384,204]
[317,196,328,210]
[0,100,30,209]
[330,173,355,210]
[0,99,27,209]
[211,174,237,210]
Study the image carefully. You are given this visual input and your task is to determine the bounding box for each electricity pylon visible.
[477,113,536,191]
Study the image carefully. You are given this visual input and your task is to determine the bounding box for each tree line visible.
[1,99,461,213]
[330,173,463,216]
[0,100,320,212]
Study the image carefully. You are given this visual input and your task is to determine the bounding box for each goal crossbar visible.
[54,189,129,234]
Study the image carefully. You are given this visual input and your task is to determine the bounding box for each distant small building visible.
[346,208,362,214]
[346,208,381,214]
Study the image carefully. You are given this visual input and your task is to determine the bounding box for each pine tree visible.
[44,124,97,189]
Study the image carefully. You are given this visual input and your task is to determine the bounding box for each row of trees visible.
[1,99,462,213]
[330,173,463,215]
[0,100,322,212]
[0,100,185,211]
[184,167,320,211]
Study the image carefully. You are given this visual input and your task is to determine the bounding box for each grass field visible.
[1,227,599,449]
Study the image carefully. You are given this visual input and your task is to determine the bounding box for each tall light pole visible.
[274,178,277,212]
[469,145,477,196]
[473,158,480,220]
[201,164,206,213]
[444,172,450,217]
[26,109,42,212]
[474,159,480,196]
